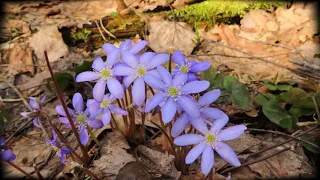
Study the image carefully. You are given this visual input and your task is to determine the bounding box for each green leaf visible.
[47,72,74,92]
[200,66,217,82]
[231,82,250,110]
[262,100,297,128]
[111,12,119,17]
[223,75,237,92]
[75,61,93,75]
[279,88,315,109]
[0,110,12,134]
[264,83,277,91]
[289,107,315,117]
[300,134,320,154]
[254,94,269,106]
[263,82,292,91]
[211,73,225,89]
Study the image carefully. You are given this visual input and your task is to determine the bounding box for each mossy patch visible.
[70,29,92,44]
[169,0,286,27]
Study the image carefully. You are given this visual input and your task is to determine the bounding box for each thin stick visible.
[33,164,44,180]
[6,82,33,111]
[44,51,88,165]
[7,161,35,179]
[99,18,116,39]
[220,146,291,174]
[249,125,318,157]
[95,21,107,41]
[247,128,319,149]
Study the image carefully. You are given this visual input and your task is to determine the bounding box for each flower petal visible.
[32,117,41,128]
[198,89,221,107]
[129,40,147,54]
[79,126,89,145]
[106,49,121,66]
[185,143,206,164]
[59,150,67,163]
[190,62,210,73]
[190,117,209,135]
[86,99,100,115]
[132,78,145,106]
[217,125,247,141]
[201,108,229,133]
[93,80,107,102]
[146,69,160,78]
[102,108,111,125]
[171,113,189,137]
[182,80,210,94]
[147,54,170,69]
[109,105,128,115]
[1,150,16,162]
[162,97,177,123]
[102,43,117,53]
[76,71,100,82]
[123,74,136,89]
[0,136,6,147]
[107,78,124,99]
[92,57,105,71]
[157,66,172,86]
[55,106,75,116]
[40,95,46,103]
[72,93,84,112]
[122,51,139,68]
[88,119,104,129]
[145,92,167,112]
[201,145,214,176]
[187,73,199,82]
[113,64,135,76]
[174,134,204,146]
[59,117,69,124]
[61,148,72,155]
[120,40,132,51]
[20,111,31,118]
[139,52,155,65]
[172,73,188,86]
[144,74,165,91]
[177,96,200,119]
[172,50,186,66]
[29,97,40,110]
[214,142,241,166]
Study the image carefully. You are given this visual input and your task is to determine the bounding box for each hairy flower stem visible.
[312,94,320,121]
[7,161,35,179]
[44,51,89,166]
[140,111,146,142]
[87,127,100,147]
[116,99,128,136]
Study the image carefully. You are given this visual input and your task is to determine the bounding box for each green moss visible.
[169,0,286,27]
[70,29,92,44]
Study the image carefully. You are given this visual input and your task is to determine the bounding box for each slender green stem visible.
[87,127,100,147]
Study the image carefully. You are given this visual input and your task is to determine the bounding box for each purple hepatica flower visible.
[0,136,16,162]
[174,118,247,176]
[87,93,128,126]
[56,93,103,145]
[171,89,228,137]
[75,52,124,102]
[45,130,71,164]
[144,66,210,123]
[172,50,210,82]
[20,96,46,128]
[112,51,169,106]
[103,40,147,63]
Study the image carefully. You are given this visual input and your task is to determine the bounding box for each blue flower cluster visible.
[19,39,246,174]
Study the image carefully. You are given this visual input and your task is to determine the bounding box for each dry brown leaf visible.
[124,0,174,13]
[90,131,135,179]
[137,145,181,179]
[147,20,197,55]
